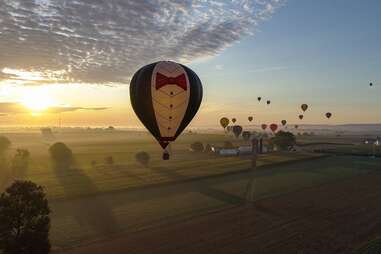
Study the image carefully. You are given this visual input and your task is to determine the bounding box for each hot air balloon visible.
[232,118,237,123]
[232,125,243,138]
[220,117,229,129]
[325,112,332,119]
[130,61,203,160]
[281,120,287,126]
[261,124,267,130]
[242,131,251,141]
[370,82,373,87]
[295,125,299,129]
[299,114,304,120]
[270,123,278,133]
[266,100,271,105]
[301,104,308,112]
[257,97,262,102]
[248,116,253,122]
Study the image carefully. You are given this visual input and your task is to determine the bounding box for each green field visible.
[0,130,319,200]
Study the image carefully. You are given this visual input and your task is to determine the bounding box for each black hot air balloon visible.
[325,112,332,119]
[232,125,243,138]
[370,82,373,87]
[301,104,308,112]
[281,120,287,126]
[232,118,237,123]
[266,100,271,105]
[130,61,203,160]
[220,117,229,129]
[299,114,304,120]
[248,116,253,122]
[257,97,262,102]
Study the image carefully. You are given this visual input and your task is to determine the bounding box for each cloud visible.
[0,0,284,85]
[0,102,109,114]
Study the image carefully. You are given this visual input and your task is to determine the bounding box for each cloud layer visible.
[0,0,284,85]
[0,102,108,114]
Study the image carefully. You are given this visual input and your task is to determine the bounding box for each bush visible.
[0,180,51,254]
[105,156,114,166]
[135,152,150,166]
[190,142,204,152]
[49,142,73,169]
[0,136,11,154]
[223,141,235,149]
[271,131,296,150]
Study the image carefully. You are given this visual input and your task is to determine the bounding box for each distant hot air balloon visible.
[370,82,373,87]
[266,100,271,105]
[232,118,237,123]
[232,125,243,138]
[295,125,299,129]
[130,61,202,160]
[248,116,253,122]
[281,120,287,126]
[220,117,229,129]
[270,124,278,133]
[257,97,262,102]
[325,112,332,119]
[261,124,268,130]
[301,104,308,112]
[242,131,251,141]
[299,114,304,120]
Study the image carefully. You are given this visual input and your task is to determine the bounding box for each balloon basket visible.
[163,151,170,160]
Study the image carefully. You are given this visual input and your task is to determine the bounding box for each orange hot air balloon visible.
[270,123,278,132]
[281,120,287,126]
[248,116,253,122]
[325,112,332,119]
[299,114,304,120]
[261,124,267,130]
[220,117,229,129]
[301,104,308,112]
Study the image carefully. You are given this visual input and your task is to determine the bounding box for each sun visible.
[21,88,56,112]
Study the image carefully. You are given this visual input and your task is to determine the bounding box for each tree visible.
[0,136,11,155]
[135,152,150,166]
[190,142,204,152]
[271,131,296,150]
[0,180,50,254]
[49,142,73,169]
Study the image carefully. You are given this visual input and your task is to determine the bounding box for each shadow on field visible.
[150,166,243,205]
[53,163,119,235]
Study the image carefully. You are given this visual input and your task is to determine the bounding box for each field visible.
[1,130,381,252]
[0,130,320,199]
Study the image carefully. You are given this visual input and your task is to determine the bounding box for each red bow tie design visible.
[156,73,187,90]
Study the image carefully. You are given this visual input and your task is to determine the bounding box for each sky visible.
[0,0,380,128]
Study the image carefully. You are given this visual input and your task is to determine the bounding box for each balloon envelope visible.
[270,123,278,132]
[301,104,308,112]
[266,100,271,105]
[257,97,262,102]
[220,117,229,129]
[232,125,243,138]
[299,114,304,120]
[232,118,237,123]
[248,116,253,122]
[295,125,299,129]
[130,61,203,152]
[281,120,287,126]
[325,112,332,119]
[261,124,267,130]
